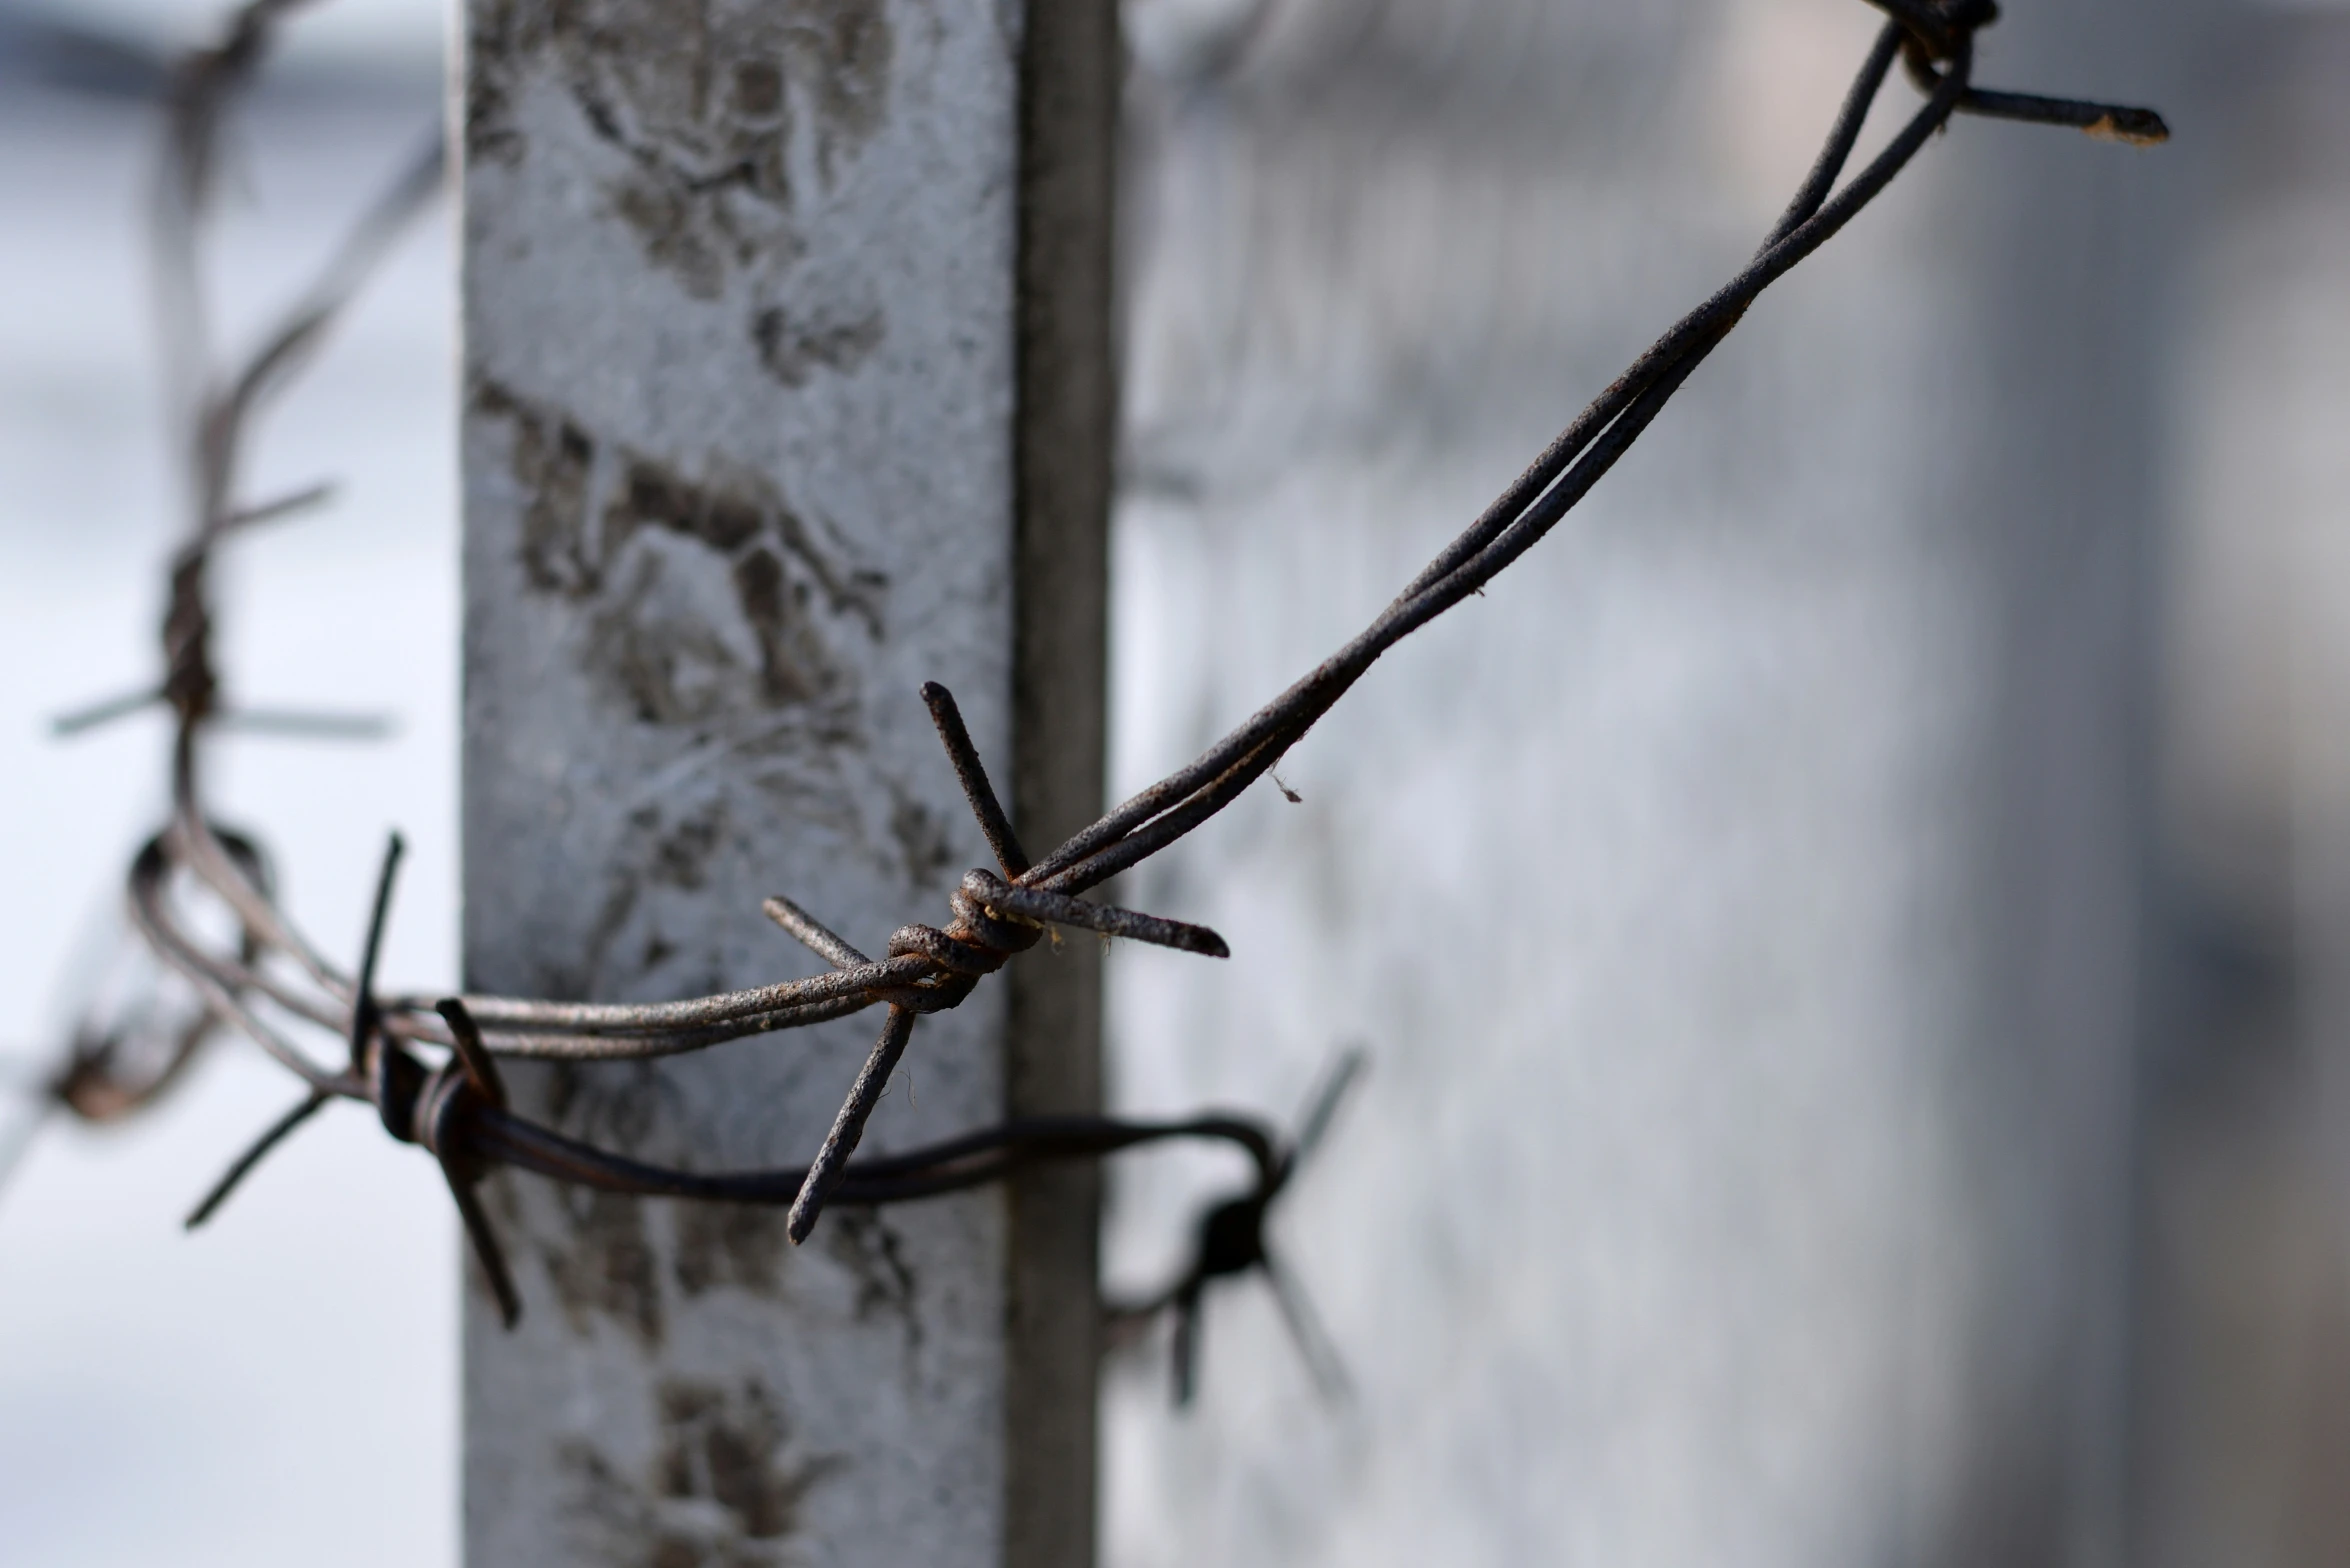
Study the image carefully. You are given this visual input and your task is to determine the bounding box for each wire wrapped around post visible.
[4,0,2168,1405]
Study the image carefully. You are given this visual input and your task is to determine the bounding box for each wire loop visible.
[12,0,2166,1405]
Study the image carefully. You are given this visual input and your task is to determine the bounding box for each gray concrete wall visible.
[1098,0,2172,1563]
[2138,11,2350,1563]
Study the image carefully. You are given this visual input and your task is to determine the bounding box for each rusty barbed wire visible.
[7,0,2164,1404]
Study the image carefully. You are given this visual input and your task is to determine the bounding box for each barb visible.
[16,0,2163,1406]
[1106,1047,1368,1404]
[184,1089,328,1228]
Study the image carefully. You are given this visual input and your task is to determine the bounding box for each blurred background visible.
[0,0,2344,1564]
[0,6,456,1568]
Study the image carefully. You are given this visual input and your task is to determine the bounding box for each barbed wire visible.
[7,0,2163,1406]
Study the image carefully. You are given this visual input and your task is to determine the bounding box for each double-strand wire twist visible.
[11,0,2168,1400]
[772,682,1228,1243]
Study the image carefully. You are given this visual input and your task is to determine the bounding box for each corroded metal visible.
[23,0,2167,1414]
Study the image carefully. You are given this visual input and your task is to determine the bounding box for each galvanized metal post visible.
[457,2,1113,1563]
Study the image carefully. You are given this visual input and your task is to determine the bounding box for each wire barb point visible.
[786,1005,918,1243]
[184,1089,329,1229]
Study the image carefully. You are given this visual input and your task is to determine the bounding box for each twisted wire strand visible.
[10,0,2166,1395]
